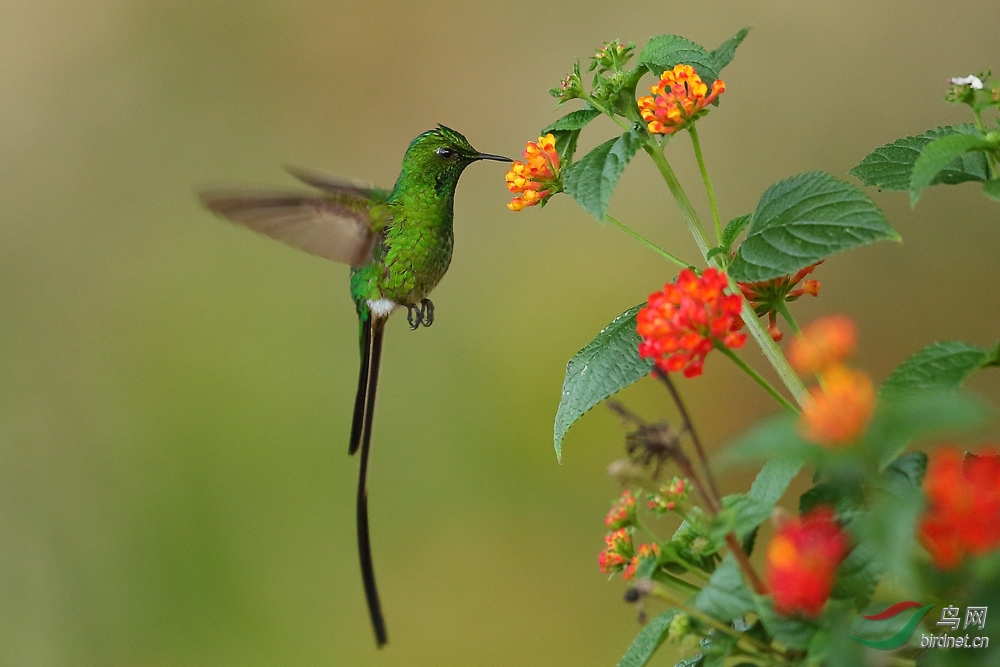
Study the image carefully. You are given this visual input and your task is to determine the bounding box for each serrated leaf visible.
[553,304,652,459]
[729,458,805,538]
[728,171,899,282]
[831,543,881,608]
[543,108,602,133]
[880,341,997,401]
[865,392,991,467]
[637,34,719,83]
[850,124,989,191]
[710,28,750,72]
[910,132,994,205]
[693,554,755,623]
[720,213,751,254]
[983,178,1000,202]
[880,451,928,493]
[616,609,677,667]
[563,129,644,221]
[753,595,820,649]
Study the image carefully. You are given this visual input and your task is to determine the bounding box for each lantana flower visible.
[918,446,1000,569]
[605,489,638,529]
[787,315,857,375]
[637,64,725,135]
[738,262,822,342]
[506,134,562,211]
[648,477,689,514]
[598,528,635,575]
[636,268,746,378]
[766,507,850,618]
[800,365,876,447]
[623,542,661,581]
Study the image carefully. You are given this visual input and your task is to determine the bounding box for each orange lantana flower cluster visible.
[788,316,875,447]
[766,507,850,618]
[918,446,1000,569]
[636,268,746,378]
[637,64,725,135]
[598,528,634,574]
[505,134,561,211]
[604,489,637,530]
[738,262,822,342]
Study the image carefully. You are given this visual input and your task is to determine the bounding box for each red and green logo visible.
[845,601,935,650]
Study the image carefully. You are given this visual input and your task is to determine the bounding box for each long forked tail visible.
[351,314,388,646]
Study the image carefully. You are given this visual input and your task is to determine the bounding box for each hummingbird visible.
[199,126,510,647]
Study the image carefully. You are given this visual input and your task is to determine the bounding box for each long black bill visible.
[476,152,513,162]
[352,315,388,646]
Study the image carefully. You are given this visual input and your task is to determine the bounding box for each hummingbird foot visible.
[405,299,435,329]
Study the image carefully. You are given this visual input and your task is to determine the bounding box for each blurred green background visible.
[1,1,998,665]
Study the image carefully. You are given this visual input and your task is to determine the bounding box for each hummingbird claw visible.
[420,299,434,327]
[405,299,435,329]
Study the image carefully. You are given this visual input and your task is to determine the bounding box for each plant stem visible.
[717,346,799,414]
[774,301,801,337]
[643,143,712,257]
[688,126,723,244]
[605,215,690,268]
[654,370,722,508]
[644,139,808,406]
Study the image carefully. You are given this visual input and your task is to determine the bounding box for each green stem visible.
[688,126,722,244]
[774,301,801,337]
[644,581,783,660]
[605,215,689,268]
[717,346,799,414]
[643,143,712,257]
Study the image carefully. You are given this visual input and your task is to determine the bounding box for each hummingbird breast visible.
[376,209,455,306]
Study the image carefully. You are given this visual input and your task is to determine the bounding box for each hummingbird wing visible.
[199,189,380,267]
[283,165,392,204]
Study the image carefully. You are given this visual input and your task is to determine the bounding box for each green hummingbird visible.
[199,125,510,647]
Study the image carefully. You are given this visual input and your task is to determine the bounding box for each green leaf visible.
[720,214,751,252]
[710,28,750,72]
[563,129,644,221]
[985,178,1000,202]
[880,341,998,401]
[753,595,820,649]
[552,130,581,164]
[880,451,927,494]
[728,171,898,282]
[831,543,881,608]
[729,458,805,538]
[718,415,821,464]
[865,392,991,466]
[693,554,755,623]
[616,609,677,667]
[910,132,994,205]
[553,304,652,459]
[637,34,719,84]
[542,108,601,133]
[850,124,989,191]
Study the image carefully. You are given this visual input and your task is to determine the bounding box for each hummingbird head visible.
[396,126,510,195]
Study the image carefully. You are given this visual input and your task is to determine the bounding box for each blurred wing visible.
[283,166,392,204]
[199,190,379,267]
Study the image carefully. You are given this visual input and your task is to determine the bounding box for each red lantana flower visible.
[605,490,637,530]
[787,315,857,375]
[636,268,746,378]
[598,528,634,575]
[637,64,725,135]
[918,446,1000,569]
[738,262,822,342]
[766,507,850,618]
[623,543,661,581]
[799,365,875,447]
[506,134,562,211]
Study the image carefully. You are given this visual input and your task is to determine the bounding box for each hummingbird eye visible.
[435,147,456,159]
